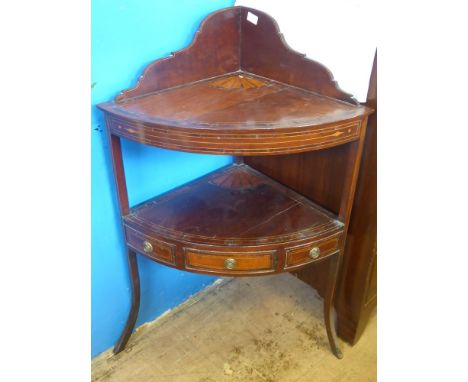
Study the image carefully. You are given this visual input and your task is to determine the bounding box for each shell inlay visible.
[209,75,267,90]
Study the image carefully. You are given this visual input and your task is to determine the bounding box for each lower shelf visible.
[124,163,344,276]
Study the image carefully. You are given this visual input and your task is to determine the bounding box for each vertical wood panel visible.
[335,51,377,344]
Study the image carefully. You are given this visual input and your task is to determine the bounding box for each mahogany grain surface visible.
[100,73,367,129]
[99,72,370,155]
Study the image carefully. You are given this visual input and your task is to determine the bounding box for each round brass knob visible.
[224,258,237,270]
[143,241,153,253]
[309,247,321,259]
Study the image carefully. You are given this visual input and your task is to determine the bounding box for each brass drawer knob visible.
[143,241,153,253]
[309,247,321,259]
[224,258,237,270]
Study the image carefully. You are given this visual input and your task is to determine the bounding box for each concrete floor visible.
[92,273,376,382]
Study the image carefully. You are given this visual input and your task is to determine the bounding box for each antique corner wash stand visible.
[97,6,373,359]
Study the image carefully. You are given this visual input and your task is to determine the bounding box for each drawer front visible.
[185,249,275,274]
[285,236,340,269]
[125,226,176,265]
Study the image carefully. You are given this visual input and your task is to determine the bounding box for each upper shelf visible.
[97,6,372,155]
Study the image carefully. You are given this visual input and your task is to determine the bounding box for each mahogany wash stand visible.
[97,6,373,359]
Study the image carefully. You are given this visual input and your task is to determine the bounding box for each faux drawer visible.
[285,236,340,269]
[125,226,176,265]
[185,248,275,274]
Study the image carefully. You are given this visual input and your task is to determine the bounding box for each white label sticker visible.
[247,11,258,25]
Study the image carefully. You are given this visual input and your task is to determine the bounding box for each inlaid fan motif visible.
[210,165,263,189]
[209,74,267,90]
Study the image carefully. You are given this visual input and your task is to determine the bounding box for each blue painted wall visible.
[91,0,234,358]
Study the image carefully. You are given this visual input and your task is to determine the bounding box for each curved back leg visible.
[324,253,343,359]
[113,250,141,354]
